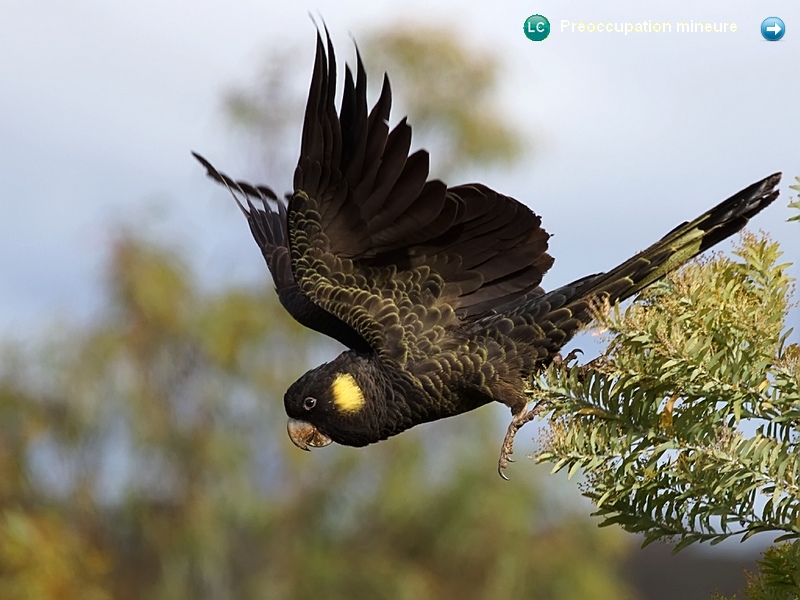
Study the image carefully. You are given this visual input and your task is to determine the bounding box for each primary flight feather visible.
[194,32,780,477]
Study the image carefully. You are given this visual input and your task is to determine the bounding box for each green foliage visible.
[531,232,799,550]
[711,541,800,600]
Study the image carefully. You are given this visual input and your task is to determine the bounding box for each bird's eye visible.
[303,397,317,410]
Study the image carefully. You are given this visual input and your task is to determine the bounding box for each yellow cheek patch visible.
[331,373,366,414]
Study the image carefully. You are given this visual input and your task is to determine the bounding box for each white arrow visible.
[766,22,782,35]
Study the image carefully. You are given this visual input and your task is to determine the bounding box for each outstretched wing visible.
[197,31,554,362]
[193,152,373,353]
[286,32,554,363]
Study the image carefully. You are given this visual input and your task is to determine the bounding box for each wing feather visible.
[201,31,554,362]
[286,31,555,361]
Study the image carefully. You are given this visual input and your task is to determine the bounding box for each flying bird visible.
[194,32,781,478]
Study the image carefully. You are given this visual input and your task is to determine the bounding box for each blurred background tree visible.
[223,24,524,183]
[0,230,632,599]
[363,24,524,179]
[2,22,765,600]
[0,22,635,600]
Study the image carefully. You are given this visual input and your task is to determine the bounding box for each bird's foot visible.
[497,403,546,480]
[553,349,608,383]
[552,348,584,369]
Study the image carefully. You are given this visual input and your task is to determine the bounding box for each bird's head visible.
[284,351,390,451]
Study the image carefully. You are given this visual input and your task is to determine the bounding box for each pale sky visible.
[1,0,799,340]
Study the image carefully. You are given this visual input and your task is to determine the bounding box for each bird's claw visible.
[497,403,544,480]
[497,449,514,480]
[497,451,514,480]
[553,348,584,369]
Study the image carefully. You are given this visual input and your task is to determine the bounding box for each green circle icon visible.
[524,15,550,41]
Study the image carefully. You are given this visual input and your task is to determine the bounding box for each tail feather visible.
[578,172,781,304]
[501,173,781,357]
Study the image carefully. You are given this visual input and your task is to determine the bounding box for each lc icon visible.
[524,15,551,41]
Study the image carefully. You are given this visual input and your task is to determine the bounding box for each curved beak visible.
[287,418,332,451]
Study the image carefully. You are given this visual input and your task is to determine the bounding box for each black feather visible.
[194,31,781,477]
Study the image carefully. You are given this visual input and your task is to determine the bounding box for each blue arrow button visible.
[761,17,785,41]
